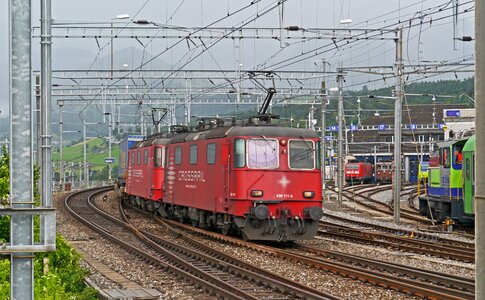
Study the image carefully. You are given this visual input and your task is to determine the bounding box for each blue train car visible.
[405,155,429,183]
[118,135,144,185]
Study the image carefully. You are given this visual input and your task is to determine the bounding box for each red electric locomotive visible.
[125,135,170,210]
[345,161,373,184]
[375,161,393,183]
[123,118,323,241]
[161,125,323,241]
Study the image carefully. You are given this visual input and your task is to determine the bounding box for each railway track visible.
[295,244,474,294]
[338,184,432,224]
[157,215,474,300]
[319,221,474,263]
[66,187,336,300]
[321,211,475,248]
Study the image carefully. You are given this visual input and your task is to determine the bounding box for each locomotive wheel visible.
[221,224,231,236]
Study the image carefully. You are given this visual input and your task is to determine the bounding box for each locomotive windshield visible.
[289,140,315,169]
[248,138,278,169]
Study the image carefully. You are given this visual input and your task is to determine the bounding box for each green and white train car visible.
[418,135,475,225]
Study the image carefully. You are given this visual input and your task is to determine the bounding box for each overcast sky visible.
[0,0,475,115]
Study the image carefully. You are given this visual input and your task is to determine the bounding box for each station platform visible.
[69,241,162,299]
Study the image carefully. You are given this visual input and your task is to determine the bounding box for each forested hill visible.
[271,77,475,128]
[354,77,474,104]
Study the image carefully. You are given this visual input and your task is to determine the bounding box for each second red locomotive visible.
[123,121,323,242]
[345,161,373,184]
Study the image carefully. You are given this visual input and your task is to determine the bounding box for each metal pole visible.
[475,0,485,296]
[321,79,327,201]
[141,114,145,136]
[393,29,403,224]
[40,0,52,243]
[108,113,112,183]
[9,0,34,298]
[110,22,113,78]
[58,100,64,192]
[337,64,344,206]
[373,145,377,183]
[35,75,41,168]
[83,120,87,188]
[78,162,82,187]
[70,162,74,189]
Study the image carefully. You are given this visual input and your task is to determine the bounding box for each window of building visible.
[234,139,245,168]
[207,144,216,165]
[190,145,198,165]
[175,146,182,165]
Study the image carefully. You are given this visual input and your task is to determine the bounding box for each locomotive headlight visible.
[251,190,264,197]
[303,191,315,198]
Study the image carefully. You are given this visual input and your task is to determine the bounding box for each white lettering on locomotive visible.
[132,170,143,178]
[178,170,206,182]
[276,193,294,198]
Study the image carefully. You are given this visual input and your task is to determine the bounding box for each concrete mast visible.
[320,60,327,200]
[337,64,344,206]
[40,0,52,243]
[475,0,484,296]
[393,28,403,224]
[9,0,34,298]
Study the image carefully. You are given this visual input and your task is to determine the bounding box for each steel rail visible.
[326,184,476,247]
[92,190,336,299]
[318,223,474,262]
[159,218,472,300]
[297,244,474,292]
[64,187,252,300]
[143,219,339,300]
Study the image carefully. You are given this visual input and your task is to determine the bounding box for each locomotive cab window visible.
[130,152,135,165]
[144,149,148,165]
[207,143,216,165]
[175,146,182,165]
[248,138,278,169]
[288,140,315,169]
[190,145,198,165]
[137,150,141,165]
[454,146,463,165]
[154,147,165,167]
[440,148,451,168]
[234,139,245,168]
[316,142,321,169]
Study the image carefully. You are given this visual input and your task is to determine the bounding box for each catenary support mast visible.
[40,0,53,243]
[393,29,403,224]
[475,0,485,297]
[9,0,34,298]
[337,64,344,206]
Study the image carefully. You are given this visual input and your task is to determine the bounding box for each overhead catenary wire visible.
[65,0,475,128]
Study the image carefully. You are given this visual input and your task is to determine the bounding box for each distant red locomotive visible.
[345,161,373,184]
[123,122,323,241]
[375,161,393,183]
